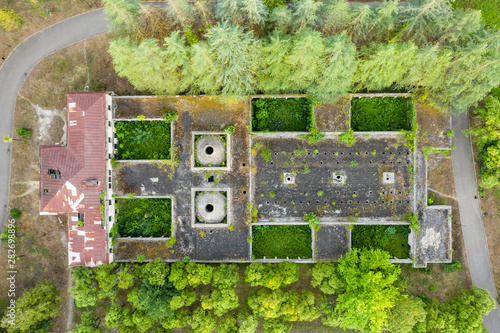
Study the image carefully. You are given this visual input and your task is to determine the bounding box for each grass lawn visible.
[351,97,414,132]
[352,225,411,259]
[251,97,313,132]
[252,225,312,259]
[115,198,172,237]
[115,121,171,160]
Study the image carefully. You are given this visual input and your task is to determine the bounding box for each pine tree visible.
[349,4,374,40]
[367,0,400,40]
[165,0,194,28]
[164,31,193,92]
[292,0,323,31]
[321,0,351,34]
[355,42,418,91]
[191,41,220,95]
[438,9,483,45]
[259,30,293,93]
[0,8,24,31]
[103,0,140,33]
[309,31,357,102]
[286,29,325,92]
[397,0,454,45]
[216,0,243,23]
[241,0,268,26]
[207,21,259,96]
[269,5,293,32]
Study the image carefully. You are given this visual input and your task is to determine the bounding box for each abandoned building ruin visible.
[39,92,452,267]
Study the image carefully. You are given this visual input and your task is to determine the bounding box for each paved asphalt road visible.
[452,113,500,332]
[0,8,108,230]
[0,5,499,330]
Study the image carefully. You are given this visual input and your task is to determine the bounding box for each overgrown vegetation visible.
[115,198,172,237]
[252,225,312,259]
[65,250,495,333]
[352,225,411,259]
[251,97,313,132]
[351,97,415,131]
[115,121,171,160]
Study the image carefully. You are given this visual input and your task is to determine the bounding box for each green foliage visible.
[385,296,427,333]
[352,225,411,259]
[169,262,213,289]
[218,316,238,333]
[70,267,99,307]
[224,125,236,135]
[161,310,188,330]
[0,280,61,333]
[447,129,455,137]
[10,208,22,219]
[201,287,239,316]
[311,261,346,294]
[136,254,147,263]
[115,198,172,237]
[350,160,358,167]
[453,0,500,28]
[252,97,313,132]
[170,289,197,310]
[260,146,272,162]
[162,110,178,123]
[95,263,118,299]
[334,248,403,332]
[241,0,268,26]
[133,279,180,321]
[0,8,24,31]
[142,258,170,286]
[263,0,286,9]
[115,121,171,160]
[117,266,135,289]
[351,97,414,131]
[338,130,356,147]
[105,302,124,328]
[252,225,312,259]
[213,263,239,288]
[263,319,292,333]
[16,128,32,139]
[207,21,258,96]
[245,262,299,289]
[443,260,462,273]
[102,0,140,32]
[292,0,323,30]
[188,308,217,333]
[406,212,421,233]
[304,212,320,230]
[70,311,100,333]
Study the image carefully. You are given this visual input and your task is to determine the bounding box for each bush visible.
[162,110,179,123]
[338,130,356,147]
[252,225,312,259]
[115,198,172,237]
[351,225,411,259]
[351,97,414,131]
[16,128,32,138]
[251,98,313,132]
[443,260,462,273]
[10,208,22,219]
[115,121,171,160]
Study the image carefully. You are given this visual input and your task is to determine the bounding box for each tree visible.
[169,261,189,289]
[201,287,239,316]
[188,308,217,333]
[161,310,188,330]
[238,314,259,333]
[309,31,357,101]
[259,30,293,93]
[117,266,135,289]
[385,296,427,333]
[349,4,374,40]
[165,0,194,27]
[142,258,170,286]
[95,263,118,299]
[311,261,346,294]
[438,9,483,45]
[190,41,221,94]
[334,248,403,332]
[263,319,292,333]
[0,280,61,333]
[397,0,453,44]
[216,0,242,23]
[70,267,99,307]
[185,262,213,287]
[241,0,268,26]
[286,29,325,92]
[321,0,351,34]
[245,262,299,290]
[269,6,293,32]
[105,302,124,328]
[170,289,197,310]
[0,8,24,31]
[131,280,180,322]
[212,263,240,288]
[292,0,323,31]
[164,31,192,93]
[218,316,238,333]
[103,0,140,33]
[131,309,156,332]
[207,21,259,96]
[70,311,100,333]
[367,0,400,40]
[355,42,418,91]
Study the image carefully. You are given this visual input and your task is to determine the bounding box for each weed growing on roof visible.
[339,130,356,147]
[251,97,313,132]
[115,198,172,237]
[162,110,178,122]
[351,97,414,131]
[260,146,272,162]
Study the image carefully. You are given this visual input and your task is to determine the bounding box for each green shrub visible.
[251,98,313,132]
[162,110,179,123]
[115,198,172,237]
[351,97,414,131]
[252,225,312,259]
[115,121,171,160]
[406,212,420,233]
[263,0,286,9]
[352,225,411,259]
[10,208,22,219]
[339,130,356,147]
[443,260,462,273]
[260,146,272,162]
[224,125,236,135]
[16,127,32,138]
[304,212,320,230]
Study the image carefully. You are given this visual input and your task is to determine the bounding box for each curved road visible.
[0,6,499,331]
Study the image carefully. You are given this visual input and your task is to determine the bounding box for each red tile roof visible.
[40,92,108,266]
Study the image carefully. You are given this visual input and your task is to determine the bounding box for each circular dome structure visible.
[196,135,226,167]
[195,192,227,223]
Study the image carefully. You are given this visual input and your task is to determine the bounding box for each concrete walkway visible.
[452,113,500,332]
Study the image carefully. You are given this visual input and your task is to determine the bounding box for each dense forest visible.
[104,0,500,112]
